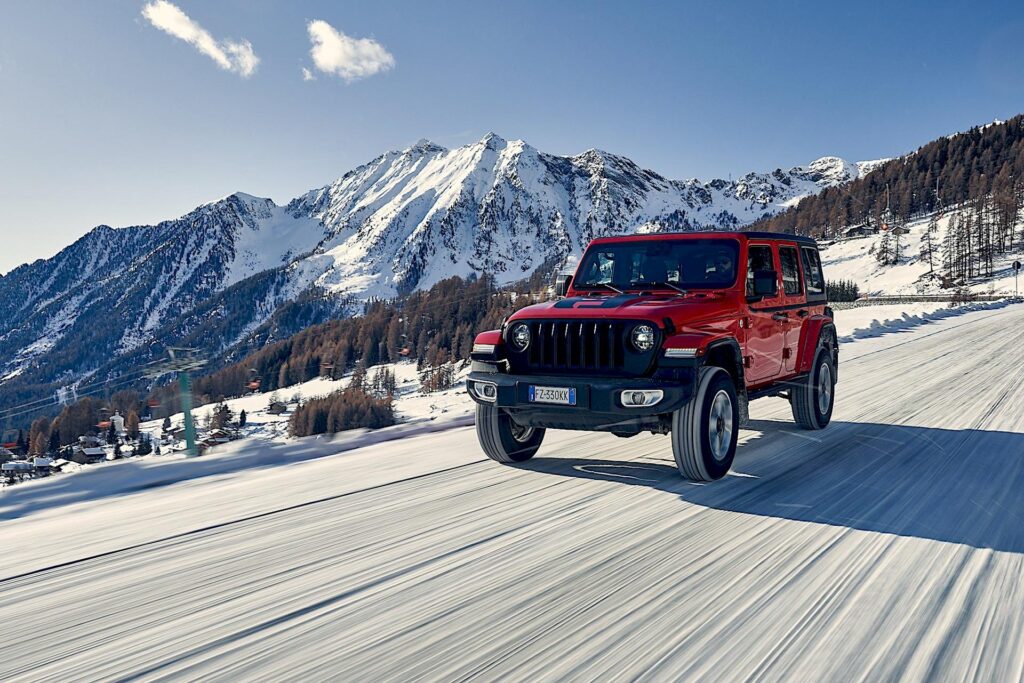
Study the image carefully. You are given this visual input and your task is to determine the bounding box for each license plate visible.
[528,385,577,406]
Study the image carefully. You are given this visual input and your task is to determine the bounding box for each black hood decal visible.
[552,294,643,309]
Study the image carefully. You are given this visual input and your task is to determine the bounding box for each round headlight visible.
[631,324,656,352]
[510,323,531,351]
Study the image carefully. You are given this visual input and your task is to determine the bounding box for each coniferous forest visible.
[757,116,1024,245]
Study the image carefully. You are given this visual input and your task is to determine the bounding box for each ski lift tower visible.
[881,183,894,232]
[146,347,207,456]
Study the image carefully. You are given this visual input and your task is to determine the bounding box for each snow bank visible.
[0,413,473,521]
[836,299,1013,344]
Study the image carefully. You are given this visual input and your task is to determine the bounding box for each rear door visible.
[777,244,806,374]
[800,246,828,312]
[744,244,785,383]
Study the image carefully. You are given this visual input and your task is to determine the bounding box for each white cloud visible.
[302,67,315,82]
[307,20,394,83]
[142,0,259,78]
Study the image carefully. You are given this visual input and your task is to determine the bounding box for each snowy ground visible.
[141,360,476,447]
[820,210,1024,296]
[2,302,1024,680]
[142,300,984,447]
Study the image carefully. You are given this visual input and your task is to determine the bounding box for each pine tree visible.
[349,361,367,392]
[126,410,140,440]
[922,213,939,275]
[239,409,247,427]
[876,233,893,265]
[212,403,233,430]
[29,417,51,454]
[162,416,172,432]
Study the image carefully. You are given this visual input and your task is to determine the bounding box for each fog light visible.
[620,389,664,407]
[474,381,497,402]
[472,343,496,354]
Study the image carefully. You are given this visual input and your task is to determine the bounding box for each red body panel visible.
[473,330,502,346]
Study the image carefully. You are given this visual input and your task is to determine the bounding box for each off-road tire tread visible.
[791,345,835,430]
[672,367,736,481]
[476,403,545,463]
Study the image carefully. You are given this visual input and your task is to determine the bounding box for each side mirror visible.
[752,270,778,298]
[554,273,573,298]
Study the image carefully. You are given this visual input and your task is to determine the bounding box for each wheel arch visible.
[701,338,745,388]
[700,338,749,426]
[796,317,838,377]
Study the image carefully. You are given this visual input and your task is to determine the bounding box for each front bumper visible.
[466,367,697,434]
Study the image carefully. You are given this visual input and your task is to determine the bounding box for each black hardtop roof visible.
[738,231,818,245]
[590,230,819,246]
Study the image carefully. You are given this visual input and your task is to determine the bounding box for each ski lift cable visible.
[0,374,153,423]
[2,353,189,418]
[0,361,169,421]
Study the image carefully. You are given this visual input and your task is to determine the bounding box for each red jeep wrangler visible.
[467,231,838,481]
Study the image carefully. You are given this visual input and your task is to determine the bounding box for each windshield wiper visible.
[577,282,623,294]
[630,280,688,295]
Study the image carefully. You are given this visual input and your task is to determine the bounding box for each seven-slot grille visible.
[520,320,627,374]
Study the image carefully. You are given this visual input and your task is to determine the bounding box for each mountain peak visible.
[572,148,616,165]
[406,138,447,155]
[799,156,858,185]
[478,131,507,147]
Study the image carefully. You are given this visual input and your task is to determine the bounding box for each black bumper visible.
[466,368,697,434]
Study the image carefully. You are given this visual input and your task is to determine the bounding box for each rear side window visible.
[800,247,825,296]
[745,245,775,296]
[779,246,802,296]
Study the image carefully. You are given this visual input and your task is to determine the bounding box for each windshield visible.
[573,238,740,291]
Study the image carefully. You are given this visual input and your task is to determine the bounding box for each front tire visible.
[672,367,738,481]
[790,345,836,430]
[476,403,545,463]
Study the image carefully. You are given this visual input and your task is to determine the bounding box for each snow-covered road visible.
[3,304,1024,681]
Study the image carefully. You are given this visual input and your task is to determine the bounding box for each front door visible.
[744,244,786,384]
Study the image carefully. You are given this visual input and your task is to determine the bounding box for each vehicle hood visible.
[508,293,740,324]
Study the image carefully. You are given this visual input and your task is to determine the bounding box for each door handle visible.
[772,312,789,322]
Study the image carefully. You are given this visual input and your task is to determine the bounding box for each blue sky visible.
[1,0,1023,272]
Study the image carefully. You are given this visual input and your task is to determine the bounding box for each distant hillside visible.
[756,116,1024,239]
[819,208,1024,297]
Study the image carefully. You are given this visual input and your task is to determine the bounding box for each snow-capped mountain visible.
[0,133,874,400]
[283,135,876,298]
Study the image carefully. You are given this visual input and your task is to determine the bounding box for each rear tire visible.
[672,367,738,481]
[476,403,545,463]
[791,345,836,430]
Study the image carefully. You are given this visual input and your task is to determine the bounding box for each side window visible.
[745,245,775,297]
[779,246,802,296]
[801,247,825,296]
